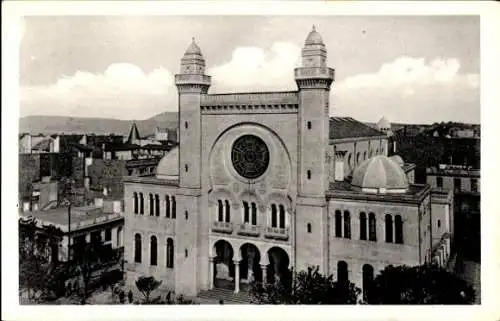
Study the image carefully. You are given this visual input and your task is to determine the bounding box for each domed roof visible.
[156,147,179,180]
[305,25,324,46]
[351,155,409,193]
[389,155,405,167]
[377,116,390,129]
[184,38,203,56]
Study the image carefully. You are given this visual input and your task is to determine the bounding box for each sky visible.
[19,15,480,124]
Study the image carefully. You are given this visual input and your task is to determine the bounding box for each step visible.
[197,288,251,304]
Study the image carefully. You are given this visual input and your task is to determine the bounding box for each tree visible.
[135,276,162,303]
[365,264,476,304]
[19,217,64,302]
[71,234,118,304]
[249,266,361,304]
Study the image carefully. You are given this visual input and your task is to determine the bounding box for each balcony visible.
[264,227,290,241]
[212,221,234,234]
[237,224,261,237]
[294,67,335,80]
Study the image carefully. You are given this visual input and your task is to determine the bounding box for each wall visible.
[123,181,179,291]
[326,197,427,289]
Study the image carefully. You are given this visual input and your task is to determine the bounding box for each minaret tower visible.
[175,38,211,189]
[295,25,335,197]
[294,26,335,274]
[173,39,211,297]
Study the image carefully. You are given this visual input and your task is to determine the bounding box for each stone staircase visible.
[197,287,251,305]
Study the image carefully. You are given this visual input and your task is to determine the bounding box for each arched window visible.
[307,121,312,130]
[155,194,160,216]
[150,236,158,266]
[307,223,312,233]
[149,193,154,216]
[356,152,360,165]
[133,192,138,214]
[165,195,170,218]
[139,193,144,214]
[171,196,176,219]
[376,148,379,155]
[166,238,174,268]
[337,261,348,284]
[225,200,231,223]
[363,151,367,160]
[279,205,286,229]
[385,214,393,243]
[368,212,377,241]
[343,211,351,239]
[347,153,352,169]
[369,150,373,157]
[243,201,250,224]
[395,215,403,244]
[134,233,142,263]
[117,226,122,247]
[218,200,224,222]
[335,210,342,238]
[437,219,441,228]
[359,212,367,240]
[251,202,257,225]
[271,204,277,228]
[362,264,374,298]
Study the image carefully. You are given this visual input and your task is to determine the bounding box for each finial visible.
[312,25,316,32]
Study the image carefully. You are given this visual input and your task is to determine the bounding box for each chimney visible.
[334,151,347,182]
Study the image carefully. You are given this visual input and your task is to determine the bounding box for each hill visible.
[18,112,179,136]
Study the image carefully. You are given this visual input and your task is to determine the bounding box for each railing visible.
[203,91,298,103]
[237,224,261,237]
[294,67,335,79]
[212,221,233,234]
[70,213,123,231]
[264,227,290,240]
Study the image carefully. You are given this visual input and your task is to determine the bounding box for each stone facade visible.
[122,28,452,298]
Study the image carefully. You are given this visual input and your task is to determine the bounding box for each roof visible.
[351,156,409,191]
[156,147,179,179]
[304,25,324,46]
[106,143,141,152]
[142,144,172,151]
[32,139,51,151]
[329,117,385,140]
[19,205,123,233]
[377,116,390,129]
[185,38,203,56]
[126,122,141,143]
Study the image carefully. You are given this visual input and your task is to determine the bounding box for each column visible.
[261,264,267,285]
[209,257,214,290]
[234,260,240,293]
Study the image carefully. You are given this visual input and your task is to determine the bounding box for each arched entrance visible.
[267,247,290,285]
[213,240,235,290]
[239,243,262,291]
[362,264,374,299]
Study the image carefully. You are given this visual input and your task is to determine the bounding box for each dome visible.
[305,25,324,46]
[184,38,203,56]
[389,155,405,167]
[156,147,179,180]
[351,155,409,194]
[377,116,390,129]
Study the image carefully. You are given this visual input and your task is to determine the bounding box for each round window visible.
[231,135,270,179]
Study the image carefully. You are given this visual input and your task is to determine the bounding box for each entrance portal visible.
[239,243,262,291]
[267,247,290,285]
[213,240,235,290]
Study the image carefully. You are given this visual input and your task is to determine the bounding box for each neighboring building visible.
[426,164,480,260]
[19,197,125,262]
[121,27,452,299]
[376,116,393,137]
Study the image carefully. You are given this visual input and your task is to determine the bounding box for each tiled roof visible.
[329,117,385,140]
[127,122,141,143]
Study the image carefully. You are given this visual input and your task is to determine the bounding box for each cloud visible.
[333,57,480,124]
[20,44,479,124]
[208,42,301,92]
[21,63,176,120]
